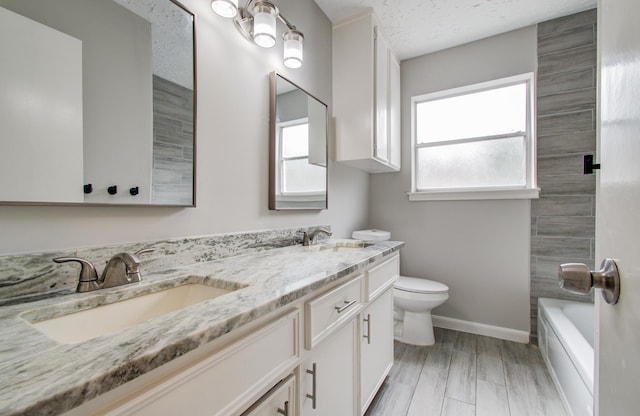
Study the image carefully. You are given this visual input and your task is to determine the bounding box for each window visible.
[277,119,325,197]
[409,73,538,201]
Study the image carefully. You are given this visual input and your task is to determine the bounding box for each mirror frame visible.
[0,0,197,208]
[269,72,328,211]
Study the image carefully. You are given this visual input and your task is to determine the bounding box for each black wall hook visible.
[107,185,118,195]
[129,186,139,196]
[83,184,93,194]
[583,155,601,174]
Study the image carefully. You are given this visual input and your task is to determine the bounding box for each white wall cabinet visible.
[333,11,401,173]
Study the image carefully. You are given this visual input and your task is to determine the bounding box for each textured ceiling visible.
[315,0,597,60]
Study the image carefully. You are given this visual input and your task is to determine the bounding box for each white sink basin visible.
[29,283,236,344]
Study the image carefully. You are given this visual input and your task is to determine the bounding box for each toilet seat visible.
[395,276,448,294]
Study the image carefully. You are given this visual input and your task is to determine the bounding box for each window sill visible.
[408,188,540,201]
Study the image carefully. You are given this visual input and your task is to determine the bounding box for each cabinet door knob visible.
[558,258,621,304]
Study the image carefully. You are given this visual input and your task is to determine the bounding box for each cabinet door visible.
[361,288,394,414]
[374,26,390,164]
[388,53,401,169]
[301,320,357,416]
[242,375,296,416]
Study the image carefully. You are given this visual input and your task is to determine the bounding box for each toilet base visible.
[394,310,435,346]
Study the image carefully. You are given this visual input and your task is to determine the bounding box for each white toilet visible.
[352,229,450,346]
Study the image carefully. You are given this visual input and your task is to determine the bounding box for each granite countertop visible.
[0,239,403,416]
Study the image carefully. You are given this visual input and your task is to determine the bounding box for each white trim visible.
[408,187,540,201]
[432,315,530,343]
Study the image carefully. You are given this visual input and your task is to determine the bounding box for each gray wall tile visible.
[538,174,595,195]
[537,9,598,38]
[538,24,595,55]
[531,236,592,258]
[537,88,596,116]
[531,196,594,217]
[537,130,596,157]
[538,154,586,177]
[536,216,595,238]
[538,45,596,76]
[537,110,594,136]
[538,68,595,97]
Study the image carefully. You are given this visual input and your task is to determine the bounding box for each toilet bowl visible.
[352,229,450,346]
[393,276,449,346]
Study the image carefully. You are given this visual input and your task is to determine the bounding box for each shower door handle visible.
[558,258,620,304]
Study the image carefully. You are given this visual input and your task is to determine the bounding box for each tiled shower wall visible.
[151,75,194,205]
[531,9,597,344]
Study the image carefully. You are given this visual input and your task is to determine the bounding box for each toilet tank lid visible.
[352,229,391,241]
[395,276,449,294]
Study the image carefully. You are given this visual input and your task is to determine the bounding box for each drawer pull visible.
[334,299,357,313]
[363,313,371,344]
[277,401,289,415]
[306,363,317,409]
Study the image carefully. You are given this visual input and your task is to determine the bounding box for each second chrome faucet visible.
[53,248,154,293]
[301,227,332,246]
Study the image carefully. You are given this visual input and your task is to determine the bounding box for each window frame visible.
[276,117,325,199]
[409,73,539,201]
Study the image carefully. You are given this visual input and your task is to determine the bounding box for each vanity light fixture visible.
[211,0,304,68]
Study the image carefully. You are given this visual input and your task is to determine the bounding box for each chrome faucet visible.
[53,248,154,293]
[301,227,333,246]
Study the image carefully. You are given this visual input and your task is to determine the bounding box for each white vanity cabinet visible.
[333,11,401,173]
[360,255,399,414]
[67,311,300,416]
[301,276,362,415]
[61,252,401,416]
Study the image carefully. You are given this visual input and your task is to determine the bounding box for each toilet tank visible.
[352,229,391,241]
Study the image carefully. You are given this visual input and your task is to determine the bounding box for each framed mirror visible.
[269,73,328,210]
[0,0,196,206]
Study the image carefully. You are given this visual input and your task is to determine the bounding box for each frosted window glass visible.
[416,137,525,189]
[282,159,326,193]
[282,124,308,157]
[416,83,526,144]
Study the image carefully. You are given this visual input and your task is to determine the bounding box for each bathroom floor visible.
[365,328,567,416]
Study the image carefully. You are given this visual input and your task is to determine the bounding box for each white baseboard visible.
[432,315,530,343]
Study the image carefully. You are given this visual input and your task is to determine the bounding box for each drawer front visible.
[366,254,399,302]
[108,311,299,416]
[305,276,363,349]
[241,374,295,416]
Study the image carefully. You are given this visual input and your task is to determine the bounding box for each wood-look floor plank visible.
[365,377,415,416]
[445,350,477,404]
[453,331,478,354]
[406,367,447,416]
[477,335,506,385]
[389,343,429,386]
[441,397,475,416]
[476,379,510,416]
[502,341,547,416]
[524,344,568,416]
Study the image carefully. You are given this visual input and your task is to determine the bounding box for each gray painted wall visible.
[370,26,537,334]
[0,0,370,255]
[531,9,597,343]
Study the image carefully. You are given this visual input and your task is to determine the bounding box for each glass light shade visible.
[253,2,277,48]
[283,30,303,68]
[211,0,238,18]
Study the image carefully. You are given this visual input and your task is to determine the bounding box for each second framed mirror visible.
[269,72,328,210]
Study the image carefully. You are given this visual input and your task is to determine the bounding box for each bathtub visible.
[538,298,594,416]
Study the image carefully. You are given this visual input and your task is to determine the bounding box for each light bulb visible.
[252,2,277,48]
[283,30,303,68]
[211,0,238,18]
